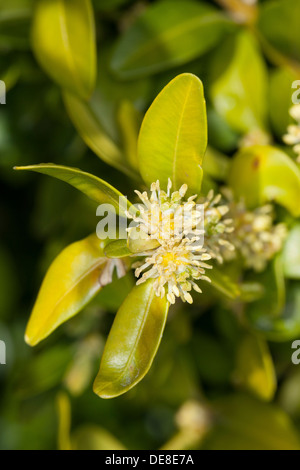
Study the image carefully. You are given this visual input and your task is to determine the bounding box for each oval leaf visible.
[138,73,207,195]
[25,234,109,346]
[228,145,300,216]
[111,0,233,79]
[14,164,130,216]
[93,279,169,398]
[31,0,96,99]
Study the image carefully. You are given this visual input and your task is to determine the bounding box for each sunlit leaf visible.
[228,145,300,216]
[93,279,169,398]
[14,164,130,215]
[31,0,96,99]
[138,73,207,195]
[25,234,110,346]
[111,0,233,79]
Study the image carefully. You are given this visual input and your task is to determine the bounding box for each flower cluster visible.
[221,192,287,271]
[283,104,300,163]
[127,180,232,304]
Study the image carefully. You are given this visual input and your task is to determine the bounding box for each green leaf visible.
[246,283,300,342]
[0,0,33,51]
[202,146,230,182]
[63,91,140,180]
[111,0,233,79]
[258,0,300,64]
[210,31,268,134]
[138,73,207,195]
[31,0,96,100]
[282,224,300,279]
[233,333,276,401]
[14,164,130,216]
[14,346,73,398]
[104,239,132,259]
[269,67,298,139]
[228,145,300,216]
[209,265,241,300]
[93,279,169,398]
[25,234,110,346]
[204,394,300,450]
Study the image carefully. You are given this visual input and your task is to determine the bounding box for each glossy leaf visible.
[282,224,300,279]
[233,333,276,401]
[138,73,207,195]
[63,91,139,180]
[228,145,300,216]
[31,0,96,100]
[25,234,109,346]
[93,279,169,398]
[210,31,268,134]
[111,0,233,79]
[14,164,130,216]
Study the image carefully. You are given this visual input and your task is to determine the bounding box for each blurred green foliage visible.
[1,0,300,450]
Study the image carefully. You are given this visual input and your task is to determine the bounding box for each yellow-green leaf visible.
[93,279,169,398]
[14,164,130,216]
[228,145,300,216]
[233,333,276,401]
[31,0,96,100]
[25,234,110,346]
[138,73,207,195]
